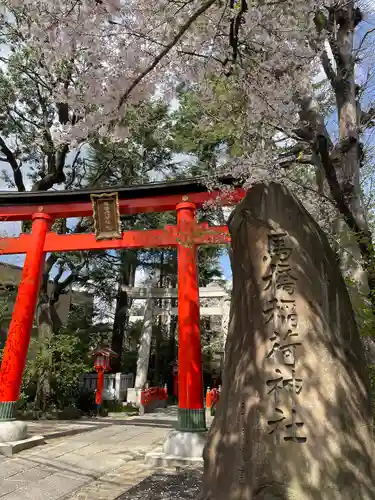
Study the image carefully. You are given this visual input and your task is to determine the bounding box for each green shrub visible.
[103,400,138,414]
[76,388,97,416]
[103,399,125,412]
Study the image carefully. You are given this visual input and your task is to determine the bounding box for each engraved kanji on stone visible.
[286,312,298,329]
[267,407,286,436]
[266,368,303,395]
[266,333,280,360]
[266,330,301,364]
[268,232,293,263]
[280,299,296,314]
[283,409,307,443]
[283,372,303,394]
[263,298,279,325]
[265,368,284,395]
[283,329,299,340]
[263,262,297,294]
[281,346,296,365]
[279,300,297,325]
[263,298,296,326]
[275,263,297,294]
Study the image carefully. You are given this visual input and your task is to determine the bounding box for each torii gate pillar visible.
[0,213,52,421]
[0,213,51,443]
[158,201,207,463]
[176,201,206,432]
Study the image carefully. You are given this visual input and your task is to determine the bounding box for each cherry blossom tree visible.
[0,0,320,145]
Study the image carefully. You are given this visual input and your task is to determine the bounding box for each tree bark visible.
[34,300,53,411]
[38,254,58,334]
[327,2,375,312]
[153,252,165,385]
[134,297,154,389]
[110,250,137,372]
[295,3,375,315]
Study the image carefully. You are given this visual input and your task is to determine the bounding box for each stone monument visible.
[202,183,375,500]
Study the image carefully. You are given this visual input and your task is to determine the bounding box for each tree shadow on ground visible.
[115,470,202,500]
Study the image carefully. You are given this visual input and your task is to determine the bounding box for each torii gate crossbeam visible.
[0,225,230,254]
[0,177,244,437]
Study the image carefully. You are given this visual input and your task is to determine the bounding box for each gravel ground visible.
[115,469,203,500]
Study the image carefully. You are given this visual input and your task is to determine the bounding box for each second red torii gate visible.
[0,177,245,432]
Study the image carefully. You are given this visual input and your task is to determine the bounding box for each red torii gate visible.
[0,178,245,432]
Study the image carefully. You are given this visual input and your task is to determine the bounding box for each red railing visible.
[140,385,168,407]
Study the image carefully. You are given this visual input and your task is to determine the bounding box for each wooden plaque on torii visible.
[91,192,122,240]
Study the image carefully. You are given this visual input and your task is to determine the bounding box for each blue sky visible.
[220,252,232,280]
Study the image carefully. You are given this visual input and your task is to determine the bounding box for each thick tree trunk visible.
[134,297,154,389]
[153,252,165,385]
[34,255,58,410]
[111,286,130,372]
[168,276,178,357]
[325,1,375,315]
[34,298,53,411]
[110,250,137,372]
[167,277,178,398]
[153,319,162,385]
[329,2,375,307]
[296,3,375,316]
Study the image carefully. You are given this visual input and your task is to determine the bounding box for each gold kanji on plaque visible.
[91,192,121,240]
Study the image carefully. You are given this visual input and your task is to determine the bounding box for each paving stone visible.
[61,461,155,500]
[0,458,37,479]
[0,466,53,497]
[0,478,27,497]
[27,421,101,439]
[0,407,177,499]
[5,467,53,483]
[0,473,86,500]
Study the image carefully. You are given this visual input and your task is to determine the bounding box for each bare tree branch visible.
[65,148,82,189]
[356,27,375,54]
[361,107,375,128]
[320,48,337,90]
[177,49,225,65]
[40,254,59,299]
[0,136,25,192]
[117,0,217,110]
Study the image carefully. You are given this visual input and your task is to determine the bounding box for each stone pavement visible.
[27,419,111,439]
[0,408,178,500]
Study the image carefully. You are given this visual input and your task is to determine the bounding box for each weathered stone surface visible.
[0,420,27,442]
[202,183,375,500]
[162,430,206,458]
